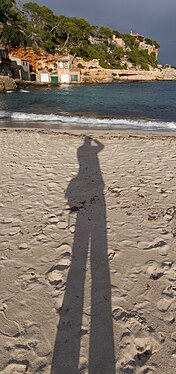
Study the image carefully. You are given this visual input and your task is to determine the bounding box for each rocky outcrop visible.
[9,47,59,72]
[78,66,176,84]
[72,57,176,83]
[139,41,158,58]
[0,76,17,91]
[81,69,114,84]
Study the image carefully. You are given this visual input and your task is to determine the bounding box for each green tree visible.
[0,0,27,46]
[0,0,15,23]
[113,46,124,60]
[0,0,160,68]
[23,2,56,50]
[121,33,139,48]
[128,47,158,70]
[145,38,160,48]
[98,26,113,39]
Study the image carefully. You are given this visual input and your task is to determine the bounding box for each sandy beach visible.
[0,128,176,374]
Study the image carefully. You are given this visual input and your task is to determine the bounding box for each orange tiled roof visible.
[131,33,144,38]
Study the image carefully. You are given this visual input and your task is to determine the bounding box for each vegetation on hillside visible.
[0,0,160,70]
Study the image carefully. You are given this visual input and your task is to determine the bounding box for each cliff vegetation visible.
[0,0,160,70]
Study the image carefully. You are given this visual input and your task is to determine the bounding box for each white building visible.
[57,55,80,84]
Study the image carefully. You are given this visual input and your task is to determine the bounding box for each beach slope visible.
[0,130,175,374]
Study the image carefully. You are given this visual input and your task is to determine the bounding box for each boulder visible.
[0,76,17,91]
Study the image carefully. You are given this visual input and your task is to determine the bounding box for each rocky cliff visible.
[9,47,59,73]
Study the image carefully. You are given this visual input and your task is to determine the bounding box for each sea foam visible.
[0,110,176,130]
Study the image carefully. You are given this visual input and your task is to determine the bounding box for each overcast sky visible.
[24,0,176,65]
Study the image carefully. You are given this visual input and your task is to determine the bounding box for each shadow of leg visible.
[51,211,90,374]
[89,197,116,374]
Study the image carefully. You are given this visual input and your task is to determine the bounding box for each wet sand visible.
[0,128,176,373]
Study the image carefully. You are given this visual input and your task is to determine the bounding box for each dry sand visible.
[0,129,176,374]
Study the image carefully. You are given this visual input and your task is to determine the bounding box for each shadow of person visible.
[51,136,115,374]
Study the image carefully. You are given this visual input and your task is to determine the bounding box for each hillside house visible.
[88,35,111,45]
[37,70,59,84]
[10,56,30,80]
[69,69,81,83]
[130,32,145,41]
[112,35,125,48]
[38,71,50,83]
[0,47,12,76]
[57,55,80,84]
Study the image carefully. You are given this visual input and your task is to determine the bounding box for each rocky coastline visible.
[1,65,176,92]
[16,66,176,87]
[79,66,176,84]
[73,58,176,83]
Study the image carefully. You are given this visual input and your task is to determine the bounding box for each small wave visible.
[19,89,30,93]
[0,110,10,119]
[6,91,14,94]
[0,110,176,130]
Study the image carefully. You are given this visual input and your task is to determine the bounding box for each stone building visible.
[57,55,80,84]
[112,35,126,48]
[10,56,30,80]
[130,32,145,40]
[0,47,12,76]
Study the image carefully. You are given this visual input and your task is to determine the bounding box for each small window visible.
[63,62,69,69]
[71,74,78,82]
[58,61,63,68]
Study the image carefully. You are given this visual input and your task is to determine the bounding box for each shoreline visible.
[1,122,176,138]
[0,76,175,93]
[16,76,176,89]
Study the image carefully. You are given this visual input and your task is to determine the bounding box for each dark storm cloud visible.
[24,0,176,64]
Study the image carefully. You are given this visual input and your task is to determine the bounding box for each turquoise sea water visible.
[1,81,176,131]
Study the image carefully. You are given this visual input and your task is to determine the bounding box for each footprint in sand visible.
[165,263,176,281]
[18,243,28,250]
[57,220,68,230]
[1,362,29,373]
[2,325,51,372]
[24,322,51,358]
[157,298,173,312]
[146,262,164,280]
[46,246,71,288]
[17,268,45,292]
[138,366,159,374]
[138,239,170,256]
[0,311,20,337]
[145,259,175,281]
[48,216,59,224]
[46,265,64,287]
[112,306,160,372]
